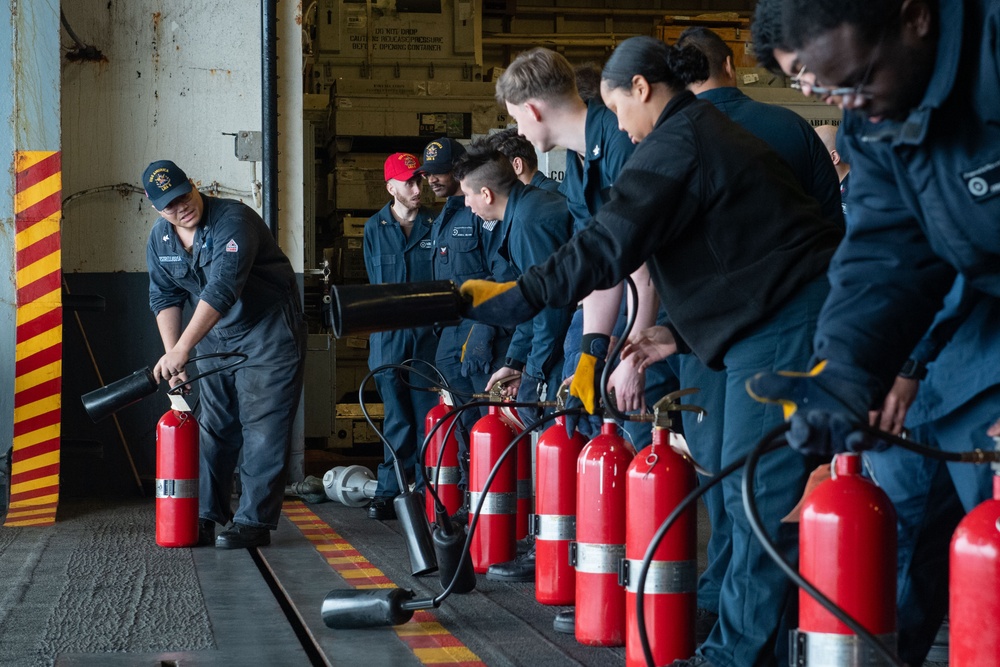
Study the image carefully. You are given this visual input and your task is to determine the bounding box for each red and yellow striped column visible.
[6,151,63,527]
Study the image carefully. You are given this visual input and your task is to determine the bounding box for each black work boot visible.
[366,497,397,520]
[486,540,535,582]
[197,519,216,547]
[215,523,270,549]
[553,609,574,634]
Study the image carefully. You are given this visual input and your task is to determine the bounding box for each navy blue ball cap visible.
[414,138,467,175]
[142,160,193,211]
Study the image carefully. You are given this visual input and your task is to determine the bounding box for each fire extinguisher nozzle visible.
[81,367,158,422]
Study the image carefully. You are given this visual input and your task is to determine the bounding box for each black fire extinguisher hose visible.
[424,408,574,605]
[324,405,576,621]
[600,276,638,424]
[359,362,454,495]
[166,352,249,395]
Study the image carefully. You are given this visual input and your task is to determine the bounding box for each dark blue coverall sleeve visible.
[812,137,956,400]
[197,211,262,316]
[504,189,575,379]
[147,232,189,315]
[907,277,974,366]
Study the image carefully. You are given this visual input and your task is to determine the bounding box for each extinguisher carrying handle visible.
[166,352,250,395]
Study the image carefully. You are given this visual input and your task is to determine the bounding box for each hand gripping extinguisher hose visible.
[80,352,249,423]
[165,352,250,395]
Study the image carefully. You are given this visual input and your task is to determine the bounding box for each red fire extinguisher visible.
[499,406,531,541]
[794,453,897,663]
[572,419,635,646]
[950,472,1000,666]
[469,405,519,573]
[623,426,697,666]
[156,404,200,547]
[534,414,587,605]
[424,392,462,523]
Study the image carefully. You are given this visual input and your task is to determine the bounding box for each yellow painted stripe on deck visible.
[395,621,450,636]
[324,555,370,565]
[337,568,385,579]
[413,647,481,662]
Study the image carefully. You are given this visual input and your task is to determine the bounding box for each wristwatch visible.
[897,358,927,380]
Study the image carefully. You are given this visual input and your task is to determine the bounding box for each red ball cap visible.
[384,152,421,182]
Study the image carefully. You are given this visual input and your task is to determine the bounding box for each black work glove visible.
[745,360,877,457]
[459,279,538,327]
[516,373,543,425]
[565,333,609,438]
[461,324,495,378]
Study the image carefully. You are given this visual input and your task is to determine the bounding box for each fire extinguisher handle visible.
[167,352,249,395]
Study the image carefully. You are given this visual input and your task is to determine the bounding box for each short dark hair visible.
[601,36,708,94]
[573,62,603,104]
[782,0,903,51]
[675,27,733,82]
[452,146,519,198]
[484,128,538,172]
[751,0,786,74]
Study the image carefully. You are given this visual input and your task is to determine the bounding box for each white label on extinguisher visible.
[623,558,697,594]
[468,491,517,515]
[169,394,192,412]
[156,478,199,499]
[574,542,625,574]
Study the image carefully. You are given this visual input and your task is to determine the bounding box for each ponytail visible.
[601,36,708,93]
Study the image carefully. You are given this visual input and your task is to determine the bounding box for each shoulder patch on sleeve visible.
[226,239,239,252]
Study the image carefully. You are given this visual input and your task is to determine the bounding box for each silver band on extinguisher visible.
[156,478,198,499]
[468,491,517,515]
[573,542,625,574]
[790,630,898,667]
[623,559,697,594]
[534,514,576,541]
[426,466,460,486]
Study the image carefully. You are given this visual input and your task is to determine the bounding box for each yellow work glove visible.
[458,279,537,326]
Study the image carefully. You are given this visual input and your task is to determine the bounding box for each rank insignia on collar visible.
[592,144,601,157]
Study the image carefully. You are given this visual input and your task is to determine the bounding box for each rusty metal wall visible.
[1,0,62,460]
[60,1,266,274]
